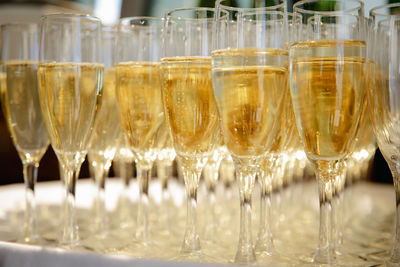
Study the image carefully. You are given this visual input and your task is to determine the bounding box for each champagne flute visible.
[84,26,120,248]
[290,0,366,264]
[369,3,400,264]
[213,1,287,263]
[38,14,103,246]
[116,17,164,247]
[162,7,221,260]
[0,23,49,243]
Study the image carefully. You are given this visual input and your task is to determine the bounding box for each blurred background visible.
[0,0,394,185]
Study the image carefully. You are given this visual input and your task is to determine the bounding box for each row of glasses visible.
[0,1,398,266]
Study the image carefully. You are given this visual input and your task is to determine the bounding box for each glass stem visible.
[314,161,337,264]
[391,168,400,263]
[235,168,256,265]
[120,160,132,187]
[61,167,79,245]
[93,164,108,235]
[256,170,274,255]
[181,167,201,255]
[22,162,39,243]
[204,188,217,242]
[136,166,151,243]
[334,172,345,253]
[158,161,172,231]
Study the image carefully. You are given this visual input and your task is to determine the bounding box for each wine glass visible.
[162,7,221,260]
[0,23,49,243]
[38,14,103,246]
[369,3,400,264]
[213,0,288,264]
[290,0,366,264]
[256,84,297,263]
[116,17,164,247]
[83,26,120,250]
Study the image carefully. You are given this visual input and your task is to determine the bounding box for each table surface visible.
[0,179,395,267]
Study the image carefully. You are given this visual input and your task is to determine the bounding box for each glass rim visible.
[40,13,101,23]
[0,22,38,29]
[240,10,286,20]
[102,25,117,32]
[215,0,284,12]
[293,0,364,15]
[165,7,218,21]
[370,3,400,19]
[118,16,164,30]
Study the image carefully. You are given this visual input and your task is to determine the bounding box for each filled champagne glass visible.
[290,0,366,264]
[162,8,221,260]
[38,14,103,246]
[0,23,49,243]
[369,3,400,264]
[85,26,120,246]
[213,0,287,263]
[116,17,164,247]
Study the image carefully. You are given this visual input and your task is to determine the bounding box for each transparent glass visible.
[83,26,120,251]
[290,0,366,264]
[116,17,164,248]
[369,3,400,265]
[213,0,288,263]
[0,23,49,244]
[38,14,103,247]
[162,7,221,260]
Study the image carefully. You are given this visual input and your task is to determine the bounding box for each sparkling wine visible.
[1,62,49,163]
[88,68,120,164]
[38,62,103,163]
[290,40,366,161]
[116,62,163,164]
[161,57,220,157]
[155,119,176,163]
[212,48,288,157]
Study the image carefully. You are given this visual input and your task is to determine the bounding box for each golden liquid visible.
[1,62,49,163]
[161,57,220,157]
[88,68,120,164]
[290,40,366,161]
[116,62,163,165]
[38,62,103,164]
[269,86,296,154]
[155,118,176,162]
[212,48,288,157]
